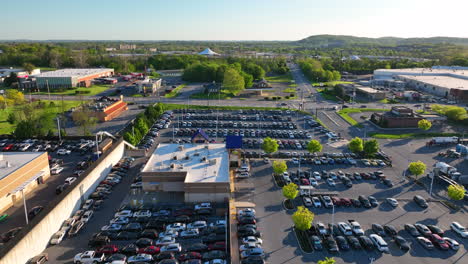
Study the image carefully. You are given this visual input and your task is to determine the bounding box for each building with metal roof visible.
[35,68,114,89]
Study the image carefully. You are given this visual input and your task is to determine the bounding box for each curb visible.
[292,227,313,254]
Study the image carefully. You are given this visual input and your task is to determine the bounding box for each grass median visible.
[164,84,186,98]
[265,73,293,83]
[32,85,111,96]
[370,132,463,139]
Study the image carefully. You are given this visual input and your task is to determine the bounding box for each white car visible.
[159,230,178,238]
[338,222,353,236]
[166,223,186,232]
[238,208,256,217]
[313,171,321,180]
[110,217,130,225]
[303,197,313,207]
[240,242,260,252]
[101,224,122,232]
[128,254,153,263]
[187,221,207,230]
[312,197,322,208]
[210,220,227,228]
[180,229,199,238]
[349,221,364,235]
[242,236,263,245]
[60,218,76,233]
[160,243,182,253]
[81,210,93,223]
[451,222,468,238]
[326,178,336,187]
[308,178,318,187]
[194,202,212,211]
[50,230,66,245]
[82,199,94,210]
[317,222,328,235]
[133,210,152,218]
[115,210,133,218]
[156,236,176,246]
[51,167,64,175]
[64,177,77,185]
[291,158,299,164]
[57,149,71,155]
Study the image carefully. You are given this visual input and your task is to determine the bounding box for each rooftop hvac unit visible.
[201,157,207,162]
[194,152,200,156]
[209,159,217,165]
[204,145,209,149]
[178,145,184,151]
[170,163,175,169]
[185,155,190,160]
[173,156,178,160]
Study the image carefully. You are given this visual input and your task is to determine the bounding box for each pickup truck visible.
[74,251,105,264]
[349,220,364,236]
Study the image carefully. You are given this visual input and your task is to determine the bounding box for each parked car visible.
[450,222,468,238]
[417,236,434,250]
[414,195,428,208]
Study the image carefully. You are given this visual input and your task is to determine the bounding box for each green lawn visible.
[33,85,111,96]
[0,100,82,135]
[282,88,296,93]
[370,132,463,139]
[189,90,235,100]
[38,67,57,71]
[164,84,186,98]
[316,88,342,101]
[337,108,388,127]
[265,73,293,83]
[312,81,353,86]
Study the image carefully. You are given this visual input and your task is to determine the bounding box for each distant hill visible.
[296,35,468,47]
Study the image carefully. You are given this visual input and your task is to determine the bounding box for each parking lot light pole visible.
[331,203,335,227]
[22,189,29,225]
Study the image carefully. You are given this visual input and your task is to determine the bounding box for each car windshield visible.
[53,234,61,239]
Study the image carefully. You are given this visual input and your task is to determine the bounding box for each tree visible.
[22,62,35,74]
[318,258,336,264]
[282,183,299,201]
[3,72,18,87]
[241,72,253,88]
[292,206,314,231]
[348,137,363,153]
[363,139,379,156]
[72,109,98,136]
[408,161,426,179]
[333,85,345,98]
[5,89,25,105]
[222,67,245,95]
[6,113,16,124]
[262,137,279,154]
[445,107,467,121]
[272,160,287,175]
[307,139,322,154]
[447,184,466,200]
[418,119,432,130]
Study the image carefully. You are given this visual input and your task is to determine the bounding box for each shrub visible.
[290,93,295,97]
[285,96,290,99]
[264,97,269,100]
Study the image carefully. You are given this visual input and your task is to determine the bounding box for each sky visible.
[1,0,467,41]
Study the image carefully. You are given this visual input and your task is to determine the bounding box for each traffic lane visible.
[239,160,305,264]
[44,157,144,263]
[0,151,85,235]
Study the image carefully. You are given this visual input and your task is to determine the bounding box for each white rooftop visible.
[398,75,468,90]
[142,143,229,183]
[36,68,113,78]
[0,152,45,180]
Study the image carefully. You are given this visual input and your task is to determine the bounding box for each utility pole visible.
[56,117,62,141]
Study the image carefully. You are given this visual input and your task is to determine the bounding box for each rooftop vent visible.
[178,145,184,151]
[173,156,177,160]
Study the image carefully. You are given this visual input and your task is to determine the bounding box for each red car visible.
[96,244,119,254]
[138,245,160,255]
[177,252,202,261]
[429,234,449,250]
[331,197,342,206]
[208,241,226,251]
[3,144,14,151]
[340,198,352,207]
[300,178,310,185]
[100,180,117,186]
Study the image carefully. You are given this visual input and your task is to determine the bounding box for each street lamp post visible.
[331,203,335,227]
[22,189,29,225]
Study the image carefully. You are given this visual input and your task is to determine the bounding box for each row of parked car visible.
[76,202,228,264]
[302,195,428,210]
[138,111,174,149]
[179,120,298,130]
[175,128,311,140]
[236,208,265,264]
[49,157,134,247]
[0,138,95,154]
[308,220,467,253]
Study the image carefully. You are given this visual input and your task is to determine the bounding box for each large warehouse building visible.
[0,152,50,214]
[35,68,114,89]
[373,67,468,101]
[141,143,230,203]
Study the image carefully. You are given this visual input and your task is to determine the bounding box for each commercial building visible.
[35,68,114,89]
[0,152,50,214]
[0,68,41,83]
[135,78,162,94]
[119,44,137,50]
[372,67,468,101]
[91,96,128,122]
[141,143,230,203]
[371,106,423,128]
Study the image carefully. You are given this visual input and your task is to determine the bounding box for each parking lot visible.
[0,138,100,244]
[233,147,468,264]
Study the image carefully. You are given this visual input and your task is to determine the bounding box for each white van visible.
[369,234,389,252]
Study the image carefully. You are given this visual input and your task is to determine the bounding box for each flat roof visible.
[398,75,468,90]
[142,143,229,183]
[36,68,113,78]
[0,152,45,180]
[356,86,385,94]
